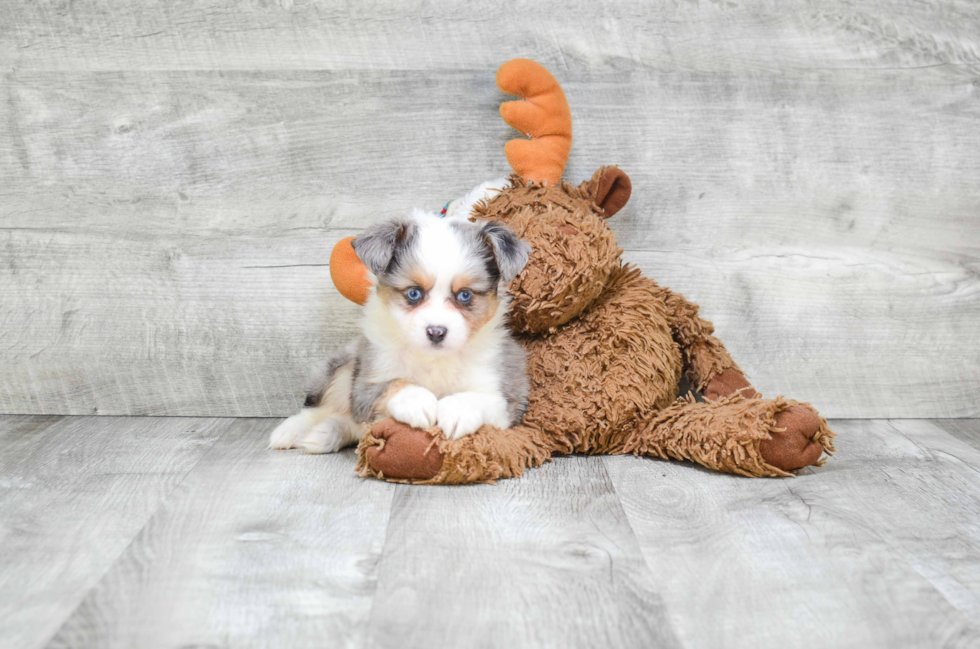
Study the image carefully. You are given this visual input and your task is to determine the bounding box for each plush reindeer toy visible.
[327,59,835,484]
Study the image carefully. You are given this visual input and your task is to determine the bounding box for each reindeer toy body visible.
[328,59,834,484]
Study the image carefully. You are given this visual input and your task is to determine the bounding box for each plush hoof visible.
[364,418,445,481]
[761,405,825,471]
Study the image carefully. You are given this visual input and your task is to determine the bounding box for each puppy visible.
[270,209,531,454]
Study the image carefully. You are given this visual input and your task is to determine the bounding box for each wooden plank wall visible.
[1,1,978,418]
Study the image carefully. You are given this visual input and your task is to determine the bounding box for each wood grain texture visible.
[603,419,980,648]
[4,416,980,647]
[2,0,978,72]
[47,419,395,649]
[0,415,227,649]
[367,456,680,649]
[2,2,979,417]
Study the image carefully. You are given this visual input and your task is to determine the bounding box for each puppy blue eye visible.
[457,290,473,304]
[406,288,423,303]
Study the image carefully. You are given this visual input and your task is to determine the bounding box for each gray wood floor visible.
[2,416,980,648]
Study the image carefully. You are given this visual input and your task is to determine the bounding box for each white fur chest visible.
[366,341,501,398]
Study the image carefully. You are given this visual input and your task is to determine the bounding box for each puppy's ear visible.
[352,218,415,276]
[481,221,531,282]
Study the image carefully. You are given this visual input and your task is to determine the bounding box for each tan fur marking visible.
[459,293,500,339]
[373,379,413,417]
[451,275,475,294]
[375,284,400,304]
[378,279,431,311]
[408,270,435,292]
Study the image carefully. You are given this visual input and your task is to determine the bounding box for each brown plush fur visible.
[357,167,835,483]
[619,394,834,478]
[475,174,622,334]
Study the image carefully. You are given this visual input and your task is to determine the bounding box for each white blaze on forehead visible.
[412,211,483,295]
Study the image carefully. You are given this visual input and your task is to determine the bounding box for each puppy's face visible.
[353,211,530,354]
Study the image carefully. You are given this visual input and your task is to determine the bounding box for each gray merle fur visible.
[304,337,398,423]
[448,219,531,288]
[303,341,357,407]
[499,335,530,423]
[351,217,418,277]
[479,220,531,282]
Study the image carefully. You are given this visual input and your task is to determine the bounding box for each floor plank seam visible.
[357,481,405,648]
[597,456,660,575]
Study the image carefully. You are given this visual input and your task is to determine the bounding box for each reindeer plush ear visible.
[581,166,632,218]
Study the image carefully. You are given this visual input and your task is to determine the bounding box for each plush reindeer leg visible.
[617,394,834,477]
[356,419,556,485]
[699,368,834,471]
[647,282,835,472]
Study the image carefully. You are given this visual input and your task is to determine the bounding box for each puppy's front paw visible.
[386,385,438,430]
[437,394,486,440]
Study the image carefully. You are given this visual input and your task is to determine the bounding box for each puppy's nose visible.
[426,325,448,344]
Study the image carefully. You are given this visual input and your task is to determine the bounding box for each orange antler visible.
[497,59,572,186]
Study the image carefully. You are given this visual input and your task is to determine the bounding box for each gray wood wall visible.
[1,1,978,418]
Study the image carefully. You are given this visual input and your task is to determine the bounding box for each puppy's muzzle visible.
[426,326,448,344]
